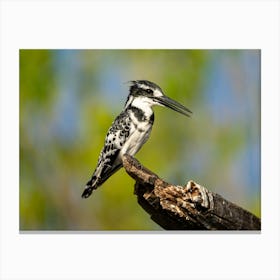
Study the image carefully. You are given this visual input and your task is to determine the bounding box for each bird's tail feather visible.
[81,164,122,199]
[81,176,98,198]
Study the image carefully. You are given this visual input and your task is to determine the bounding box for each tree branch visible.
[122,154,261,230]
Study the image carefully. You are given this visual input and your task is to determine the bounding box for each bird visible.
[81,80,192,198]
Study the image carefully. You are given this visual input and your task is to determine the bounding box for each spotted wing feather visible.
[81,111,131,198]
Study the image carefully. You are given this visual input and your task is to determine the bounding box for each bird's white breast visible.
[120,112,152,157]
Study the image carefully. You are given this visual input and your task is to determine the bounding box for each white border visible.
[1,1,279,280]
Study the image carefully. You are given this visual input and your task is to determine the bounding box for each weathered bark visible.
[122,154,261,230]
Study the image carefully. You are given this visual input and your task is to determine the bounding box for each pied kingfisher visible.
[82,80,192,198]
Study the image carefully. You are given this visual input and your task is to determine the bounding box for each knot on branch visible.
[122,154,261,230]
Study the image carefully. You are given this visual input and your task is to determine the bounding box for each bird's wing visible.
[91,110,132,187]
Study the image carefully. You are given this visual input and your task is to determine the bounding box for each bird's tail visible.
[81,176,98,199]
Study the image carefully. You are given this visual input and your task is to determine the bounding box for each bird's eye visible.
[146,89,153,94]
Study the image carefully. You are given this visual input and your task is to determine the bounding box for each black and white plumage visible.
[82,80,192,198]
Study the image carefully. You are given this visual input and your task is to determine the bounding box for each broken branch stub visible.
[122,154,261,230]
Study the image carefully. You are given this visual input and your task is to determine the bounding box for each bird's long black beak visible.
[154,95,192,117]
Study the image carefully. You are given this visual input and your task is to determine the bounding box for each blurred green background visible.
[20,50,260,230]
